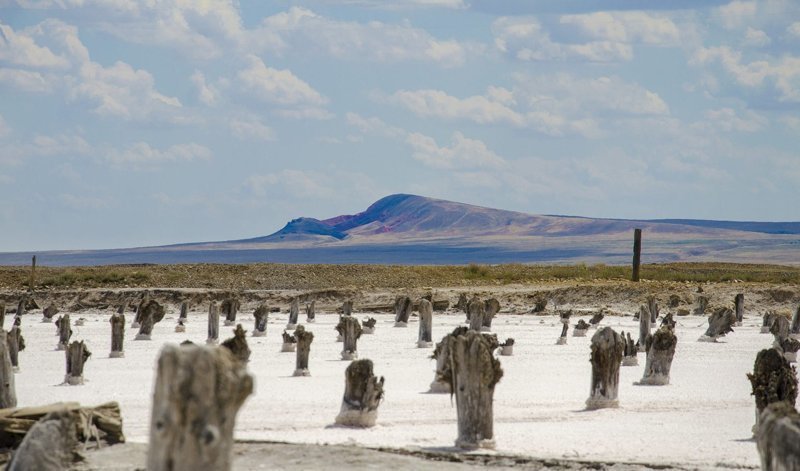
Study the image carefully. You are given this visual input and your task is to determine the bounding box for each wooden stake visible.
[135,300,165,340]
[221,324,251,363]
[207,302,219,345]
[632,228,642,282]
[467,297,485,332]
[42,304,58,323]
[394,296,412,326]
[756,401,800,470]
[735,294,745,326]
[252,304,268,337]
[748,348,798,435]
[636,326,677,386]
[65,340,91,385]
[699,307,736,342]
[334,359,384,428]
[0,331,16,408]
[293,325,314,377]
[6,326,24,372]
[586,327,624,410]
[482,298,500,332]
[110,312,125,358]
[56,314,72,351]
[221,298,240,327]
[287,298,299,329]
[417,299,433,348]
[637,305,651,352]
[341,316,362,360]
[306,300,316,323]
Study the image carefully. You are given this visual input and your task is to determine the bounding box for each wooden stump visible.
[557,322,568,345]
[699,307,736,342]
[287,298,300,329]
[693,295,709,316]
[362,317,377,334]
[637,305,651,352]
[735,294,745,326]
[661,312,676,329]
[207,302,220,345]
[109,312,125,358]
[762,311,779,334]
[647,295,659,324]
[417,299,433,348]
[394,296,412,327]
[441,330,503,450]
[499,338,514,356]
[622,331,638,366]
[778,338,800,363]
[56,314,72,351]
[456,293,469,313]
[133,292,151,328]
[636,326,677,386]
[15,298,25,317]
[6,326,24,372]
[220,324,251,363]
[306,300,316,323]
[179,302,189,323]
[136,300,165,340]
[430,326,468,393]
[573,319,590,337]
[468,297,485,332]
[748,348,798,435]
[42,304,58,323]
[175,319,186,333]
[340,316,362,360]
[756,401,800,470]
[0,330,17,408]
[6,409,79,471]
[65,340,91,385]
[252,304,268,337]
[147,343,253,471]
[293,325,314,376]
[281,330,297,352]
[221,298,240,327]
[586,327,625,410]
[790,305,800,338]
[632,228,641,282]
[772,315,791,347]
[589,310,605,327]
[334,359,384,428]
[342,300,353,317]
[481,298,500,332]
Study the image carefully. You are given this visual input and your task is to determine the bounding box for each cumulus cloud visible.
[191,71,219,106]
[229,116,275,141]
[788,22,800,38]
[384,89,526,126]
[0,22,70,68]
[714,1,757,30]
[559,11,680,45]
[238,54,327,107]
[743,27,771,47]
[346,113,407,139]
[406,131,507,170]
[702,107,767,132]
[106,142,211,167]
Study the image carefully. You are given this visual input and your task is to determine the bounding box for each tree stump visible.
[790,305,800,338]
[429,326,469,393]
[132,292,150,329]
[622,331,638,366]
[42,304,58,323]
[65,340,91,385]
[56,314,72,351]
[207,302,220,345]
[179,302,189,323]
[417,299,434,348]
[456,293,468,314]
[362,317,377,334]
[441,330,503,450]
[699,307,736,342]
[636,326,677,386]
[15,298,25,317]
[762,311,779,334]
[109,312,125,358]
[748,348,798,435]
[0,330,16,408]
[499,338,514,356]
[281,330,297,352]
[342,300,353,317]
[772,315,791,348]
[756,401,800,471]
[468,297,485,332]
[7,326,24,372]
[589,310,605,327]
[573,319,590,337]
[221,298,240,327]
[647,295,659,324]
[394,296,412,327]
[693,295,709,316]
[6,409,80,471]
[136,300,165,340]
[334,359,384,428]
[637,305,651,352]
[221,324,251,363]
[340,316,362,360]
[586,327,625,410]
[306,300,316,323]
[735,294,744,326]
[778,338,800,363]
[556,321,569,345]
[293,325,314,376]
[252,304,268,337]
[287,298,300,329]
[661,312,676,329]
[481,298,500,332]
[147,343,253,471]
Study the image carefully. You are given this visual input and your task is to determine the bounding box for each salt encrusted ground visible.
[11,308,774,470]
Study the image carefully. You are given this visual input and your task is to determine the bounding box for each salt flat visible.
[11,308,773,469]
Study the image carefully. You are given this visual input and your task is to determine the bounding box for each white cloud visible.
[743,27,771,47]
[0,132,91,165]
[191,71,218,106]
[559,11,680,45]
[715,1,757,30]
[346,113,407,139]
[229,117,275,141]
[406,131,507,170]
[238,54,327,107]
[0,67,55,92]
[702,107,767,132]
[385,89,525,126]
[0,22,70,68]
[106,142,211,167]
[788,22,800,38]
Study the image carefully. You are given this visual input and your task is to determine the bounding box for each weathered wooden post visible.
[748,348,798,435]
[762,311,778,334]
[362,317,376,334]
[109,312,125,358]
[499,338,514,356]
[632,228,641,282]
[221,324,251,363]
[179,302,189,324]
[772,315,791,346]
[252,304,268,337]
[306,300,316,323]
[647,295,659,324]
[468,297,485,332]
[334,359,384,427]
[15,297,25,318]
[661,312,676,329]
[586,327,625,410]
[132,291,150,328]
[556,311,570,345]
[622,331,638,366]
[417,299,433,348]
[281,330,296,352]
[221,298,240,327]
[790,305,800,338]
[637,305,651,352]
[207,302,220,345]
[42,304,58,323]
[481,298,500,332]
[441,330,503,449]
[7,326,24,372]
[636,326,677,386]
[175,319,186,333]
[342,300,353,316]
[456,293,468,314]
[293,325,313,376]
[394,296,412,327]
[56,314,72,350]
[573,319,590,337]
[28,255,36,291]
[0,331,16,408]
[0,302,4,329]
[735,294,744,326]
[693,295,709,316]
[698,307,736,342]
[589,310,605,327]
[147,343,253,471]
[136,300,165,340]
[65,340,91,385]
[287,298,300,329]
[756,401,800,470]
[429,326,468,393]
[341,316,362,360]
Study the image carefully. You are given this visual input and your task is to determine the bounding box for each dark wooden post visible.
[334,359,384,428]
[287,298,300,329]
[693,295,709,316]
[394,296,412,327]
[636,326,677,386]
[306,301,316,323]
[132,291,151,328]
[557,313,569,345]
[28,255,36,291]
[341,316,362,360]
[221,324,251,363]
[252,304,268,337]
[647,295,659,324]
[573,319,589,337]
[735,294,745,326]
[42,304,58,323]
[0,331,16,408]
[589,310,605,327]
[110,312,125,358]
[342,300,353,316]
[790,305,800,337]
[221,298,240,327]
[207,302,219,345]
[293,325,314,377]
[661,312,676,329]
[456,293,468,314]
[0,302,5,329]
[441,330,503,450]
[417,299,433,348]
[632,228,642,282]
[179,302,189,323]
[56,314,72,351]
[65,340,91,385]
[15,298,25,318]
[756,401,800,470]
[281,330,297,352]
[136,300,165,340]
[748,348,798,435]
[762,311,778,334]
[586,327,625,410]
[6,326,24,373]
[622,331,638,366]
[362,317,376,334]
[482,298,500,332]
[699,307,736,342]
[147,343,253,471]
[467,297,485,332]
[637,305,651,352]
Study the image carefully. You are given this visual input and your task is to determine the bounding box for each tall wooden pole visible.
[632,228,642,282]
[28,256,36,292]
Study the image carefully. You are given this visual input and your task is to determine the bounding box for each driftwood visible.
[56,314,72,350]
[589,310,605,326]
[0,331,16,408]
[499,338,514,356]
[762,311,779,334]
[287,298,300,328]
[661,312,676,329]
[417,299,433,348]
[334,359,384,428]
[622,331,638,366]
[748,348,798,435]
[207,302,220,345]
[586,327,625,410]
[791,305,800,337]
[42,304,58,323]
[135,300,165,340]
[65,340,91,385]
[221,324,251,363]
[573,319,590,337]
[340,316,362,360]
[147,343,253,471]
[306,301,316,323]
[632,228,641,282]
[441,330,503,450]
[482,298,500,331]
[293,325,314,376]
[362,317,376,334]
[109,312,125,358]
[693,295,709,316]
[6,409,79,471]
[735,294,744,326]
[647,295,659,324]
[221,298,240,327]
[756,401,800,470]
[341,300,353,316]
[281,330,297,352]
[6,326,24,372]
[637,305,651,352]
[636,326,677,385]
[394,296,412,326]
[252,304,268,337]
[699,307,736,342]
[468,297,485,332]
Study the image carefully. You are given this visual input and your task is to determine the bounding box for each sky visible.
[0,0,799,251]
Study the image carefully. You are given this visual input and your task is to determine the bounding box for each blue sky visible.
[0,0,799,251]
